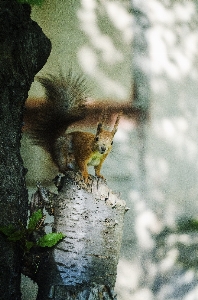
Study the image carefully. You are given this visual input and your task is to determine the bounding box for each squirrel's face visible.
[93,115,120,155]
[93,129,114,155]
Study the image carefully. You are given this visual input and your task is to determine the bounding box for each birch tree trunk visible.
[34,172,127,300]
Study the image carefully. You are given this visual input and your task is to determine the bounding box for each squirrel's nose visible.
[101,146,106,153]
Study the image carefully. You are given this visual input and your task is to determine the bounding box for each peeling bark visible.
[0,1,51,298]
[32,172,127,300]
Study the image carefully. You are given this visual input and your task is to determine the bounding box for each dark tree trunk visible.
[131,0,150,117]
[131,0,150,197]
[30,172,127,300]
[0,1,51,299]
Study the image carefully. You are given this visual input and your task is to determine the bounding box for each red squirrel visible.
[24,72,120,182]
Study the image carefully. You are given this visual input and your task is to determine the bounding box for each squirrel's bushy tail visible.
[26,71,87,154]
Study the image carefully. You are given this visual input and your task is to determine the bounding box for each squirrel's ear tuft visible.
[96,123,103,136]
[112,113,121,136]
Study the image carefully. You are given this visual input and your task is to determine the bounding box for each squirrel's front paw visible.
[81,171,89,184]
[96,174,106,181]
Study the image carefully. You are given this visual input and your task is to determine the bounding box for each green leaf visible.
[28,209,43,231]
[7,230,23,242]
[37,232,65,248]
[0,225,24,242]
[25,241,35,251]
[0,224,16,237]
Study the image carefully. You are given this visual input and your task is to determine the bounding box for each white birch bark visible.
[36,172,127,300]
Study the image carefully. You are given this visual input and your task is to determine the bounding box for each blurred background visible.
[21,0,198,299]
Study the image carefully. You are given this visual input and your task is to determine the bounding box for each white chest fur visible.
[87,152,103,166]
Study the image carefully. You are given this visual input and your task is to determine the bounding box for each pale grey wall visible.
[29,0,132,100]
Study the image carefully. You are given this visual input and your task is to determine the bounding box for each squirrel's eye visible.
[95,137,99,142]
[111,141,113,145]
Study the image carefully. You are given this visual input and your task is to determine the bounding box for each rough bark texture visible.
[0,1,51,299]
[35,172,127,300]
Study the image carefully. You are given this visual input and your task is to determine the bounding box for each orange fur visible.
[24,73,121,182]
[53,115,120,182]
